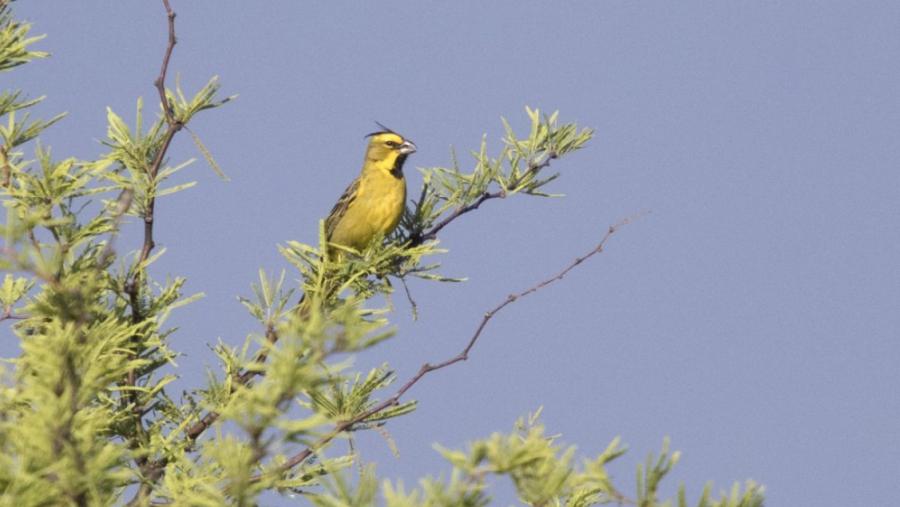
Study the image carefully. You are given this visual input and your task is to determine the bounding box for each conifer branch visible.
[262,215,636,480]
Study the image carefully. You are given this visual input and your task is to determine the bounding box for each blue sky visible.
[6,1,900,505]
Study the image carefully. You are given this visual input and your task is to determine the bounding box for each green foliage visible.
[0,5,764,507]
[307,366,417,426]
[0,3,46,72]
[434,409,622,506]
[319,412,764,507]
[398,106,593,245]
[383,470,489,507]
[0,273,31,312]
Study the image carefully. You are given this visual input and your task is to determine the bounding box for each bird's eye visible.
[385,140,399,148]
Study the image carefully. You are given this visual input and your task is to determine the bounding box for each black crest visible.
[365,121,399,138]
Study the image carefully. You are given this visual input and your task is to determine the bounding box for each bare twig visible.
[137,0,181,268]
[399,276,418,320]
[154,0,178,127]
[417,190,504,244]
[258,215,637,480]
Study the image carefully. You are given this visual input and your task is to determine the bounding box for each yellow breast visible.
[329,170,406,251]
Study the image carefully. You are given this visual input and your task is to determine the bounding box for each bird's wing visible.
[324,177,361,240]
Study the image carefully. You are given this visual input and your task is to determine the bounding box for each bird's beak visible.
[399,140,417,155]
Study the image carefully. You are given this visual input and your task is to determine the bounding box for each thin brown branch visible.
[137,0,181,268]
[182,324,278,442]
[127,0,180,301]
[258,215,637,480]
[0,310,27,322]
[417,190,503,243]
[399,276,418,319]
[155,0,177,127]
[414,154,555,244]
[125,2,181,504]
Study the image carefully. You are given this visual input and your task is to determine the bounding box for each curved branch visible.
[259,215,638,480]
[417,190,503,243]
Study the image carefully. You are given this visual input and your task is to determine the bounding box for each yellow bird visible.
[324,127,416,252]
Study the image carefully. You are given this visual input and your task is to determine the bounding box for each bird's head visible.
[364,125,416,178]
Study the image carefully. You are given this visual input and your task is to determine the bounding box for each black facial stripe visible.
[390,154,408,179]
